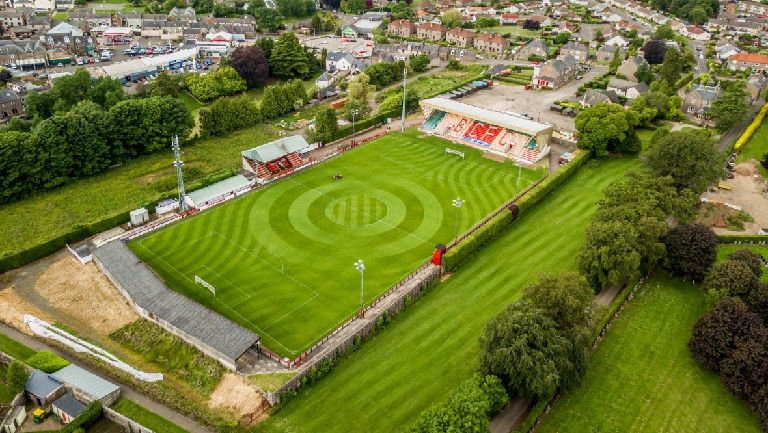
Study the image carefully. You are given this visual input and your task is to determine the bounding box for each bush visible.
[728,249,765,279]
[663,223,718,282]
[704,260,760,297]
[6,360,28,394]
[26,351,70,373]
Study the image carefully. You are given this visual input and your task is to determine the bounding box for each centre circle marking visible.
[325,193,389,227]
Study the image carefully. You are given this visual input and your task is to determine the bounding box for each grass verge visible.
[112,399,190,433]
[0,333,36,360]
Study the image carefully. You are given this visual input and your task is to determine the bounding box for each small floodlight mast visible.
[172,135,187,213]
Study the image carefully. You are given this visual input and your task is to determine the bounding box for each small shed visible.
[25,370,63,407]
[155,199,179,215]
[129,208,149,226]
[51,394,85,425]
[50,365,121,405]
[1,405,26,433]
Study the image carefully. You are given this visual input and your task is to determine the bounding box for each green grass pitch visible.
[129,129,546,357]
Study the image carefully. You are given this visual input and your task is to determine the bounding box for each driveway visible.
[460,64,608,131]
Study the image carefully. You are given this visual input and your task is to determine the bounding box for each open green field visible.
[0,124,279,261]
[737,118,768,176]
[130,130,545,357]
[254,156,638,433]
[488,25,539,38]
[0,333,36,360]
[112,399,189,433]
[536,273,761,433]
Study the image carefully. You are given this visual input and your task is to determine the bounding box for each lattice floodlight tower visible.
[172,135,187,213]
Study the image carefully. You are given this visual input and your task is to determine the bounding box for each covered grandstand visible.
[241,135,312,182]
[419,97,554,164]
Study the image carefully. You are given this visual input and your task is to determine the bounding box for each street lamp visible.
[354,259,365,311]
[452,198,464,240]
[351,109,359,134]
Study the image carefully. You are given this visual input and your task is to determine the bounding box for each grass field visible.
[112,399,190,433]
[536,273,761,433]
[0,333,36,360]
[737,118,768,176]
[253,156,638,433]
[130,129,545,357]
[488,25,540,38]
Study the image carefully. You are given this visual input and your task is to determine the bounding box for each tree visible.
[579,220,644,289]
[6,360,28,393]
[150,72,180,97]
[663,224,718,282]
[523,272,594,330]
[446,59,462,71]
[609,47,622,74]
[310,14,323,33]
[257,37,274,60]
[523,19,540,31]
[729,249,765,279]
[340,0,365,13]
[378,89,418,113]
[634,62,654,84]
[311,108,338,143]
[110,97,192,157]
[347,72,371,101]
[554,32,571,45]
[705,260,760,298]
[230,45,269,87]
[409,54,430,73]
[475,17,499,28]
[659,47,682,87]
[747,283,768,325]
[479,301,585,399]
[575,103,640,157]
[342,97,371,121]
[390,1,414,20]
[440,8,462,28]
[689,297,767,372]
[642,39,667,65]
[254,7,284,32]
[270,32,309,78]
[643,129,724,193]
[689,6,708,24]
[710,86,750,132]
[653,24,675,40]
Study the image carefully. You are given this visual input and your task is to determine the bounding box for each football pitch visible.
[129,129,546,357]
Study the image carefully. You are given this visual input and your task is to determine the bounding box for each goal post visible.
[445,148,465,159]
[195,275,217,296]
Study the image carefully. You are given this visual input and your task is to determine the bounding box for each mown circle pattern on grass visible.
[325,194,389,227]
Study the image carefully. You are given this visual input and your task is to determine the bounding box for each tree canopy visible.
[663,223,718,282]
[709,85,750,132]
[270,32,310,78]
[643,128,724,193]
[230,45,270,87]
[440,9,462,28]
[575,103,640,157]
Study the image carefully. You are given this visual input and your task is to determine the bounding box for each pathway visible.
[0,324,211,433]
[718,100,764,152]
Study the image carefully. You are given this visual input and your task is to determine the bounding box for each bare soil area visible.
[34,255,137,336]
[701,162,768,234]
[209,373,270,426]
[0,286,53,334]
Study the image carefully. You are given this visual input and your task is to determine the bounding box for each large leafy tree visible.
[659,47,682,87]
[710,85,750,132]
[270,32,310,78]
[642,39,667,65]
[523,272,594,329]
[230,45,270,88]
[253,7,284,32]
[705,260,760,298]
[575,103,640,157]
[643,128,725,193]
[150,72,180,97]
[390,0,414,19]
[729,249,765,279]
[479,301,580,399]
[311,108,338,144]
[663,223,718,282]
[440,8,462,28]
[634,62,654,84]
[0,131,42,203]
[689,298,767,372]
[110,97,192,156]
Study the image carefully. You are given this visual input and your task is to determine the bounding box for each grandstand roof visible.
[188,174,252,207]
[93,241,260,362]
[241,135,309,163]
[420,97,553,136]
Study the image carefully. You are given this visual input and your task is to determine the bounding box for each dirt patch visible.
[701,162,768,235]
[33,256,137,336]
[440,272,453,282]
[209,373,271,425]
[0,286,53,334]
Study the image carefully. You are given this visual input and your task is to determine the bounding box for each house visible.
[717,43,739,61]
[416,22,445,41]
[747,76,767,102]
[119,11,142,29]
[325,51,344,71]
[604,34,628,47]
[515,38,548,60]
[50,365,121,405]
[500,12,519,24]
[683,25,711,41]
[581,88,619,107]
[315,71,333,88]
[683,83,721,118]
[606,78,648,99]
[51,394,86,424]
[25,370,64,407]
[0,89,23,121]
[473,33,508,55]
[387,19,416,38]
[616,55,648,81]
[596,44,625,62]
[559,41,588,62]
[0,10,26,28]
[728,53,768,74]
[446,28,474,47]
[532,54,578,89]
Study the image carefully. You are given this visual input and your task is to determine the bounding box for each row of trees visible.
[199,79,308,137]
[648,0,719,23]
[0,97,192,203]
[186,66,247,102]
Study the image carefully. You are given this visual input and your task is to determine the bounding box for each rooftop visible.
[420,97,553,136]
[242,135,310,163]
[51,365,119,401]
[52,394,86,418]
[25,370,62,398]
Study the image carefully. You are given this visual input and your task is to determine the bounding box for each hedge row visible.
[442,151,591,272]
[733,103,768,152]
[717,234,768,244]
[674,72,694,90]
[0,168,235,274]
[26,351,70,373]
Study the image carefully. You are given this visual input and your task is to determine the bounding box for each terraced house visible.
[446,28,475,48]
[387,19,416,38]
[416,22,445,41]
[473,33,508,55]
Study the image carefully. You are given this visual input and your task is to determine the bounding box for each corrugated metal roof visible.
[187,174,252,206]
[25,370,62,398]
[50,365,119,400]
[52,394,86,418]
[241,135,309,163]
[93,241,260,361]
[419,98,553,136]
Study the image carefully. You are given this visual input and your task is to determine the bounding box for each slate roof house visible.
[446,28,474,47]
[0,89,23,121]
[616,55,648,81]
[596,44,626,62]
[606,78,648,99]
[559,41,588,62]
[580,88,620,107]
[684,83,721,118]
[532,54,578,89]
[515,38,548,60]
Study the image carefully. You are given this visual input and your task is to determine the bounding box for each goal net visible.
[195,275,217,296]
[445,148,465,159]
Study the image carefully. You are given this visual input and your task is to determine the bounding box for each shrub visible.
[6,360,28,393]
[26,351,70,373]
[704,260,759,298]
[728,249,765,279]
[663,223,718,282]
